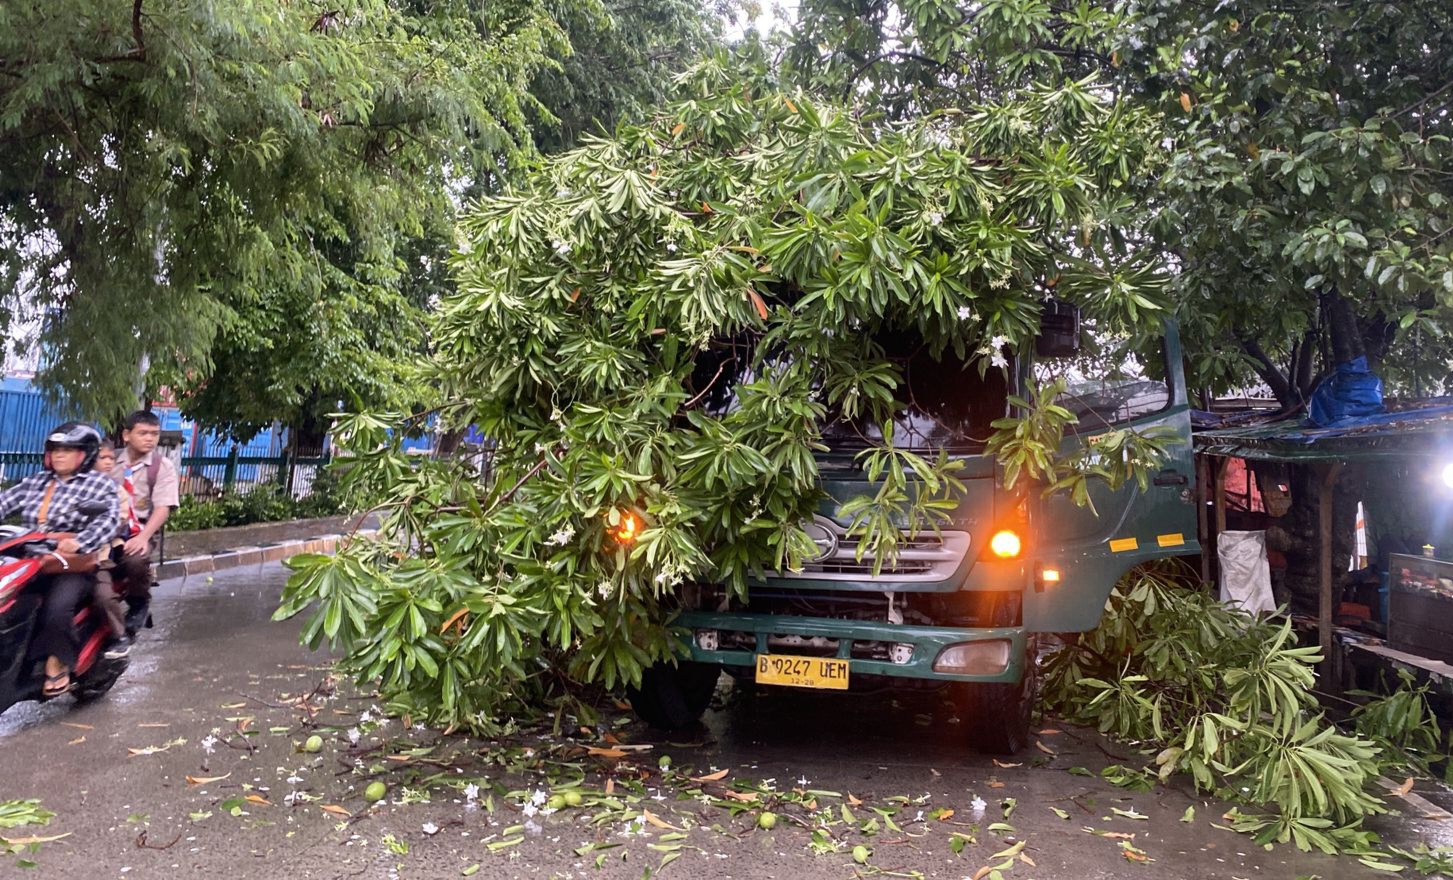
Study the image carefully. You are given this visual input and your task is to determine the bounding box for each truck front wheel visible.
[952,647,1036,755]
[628,661,720,730]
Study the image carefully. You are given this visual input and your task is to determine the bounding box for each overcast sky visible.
[728,1,800,39]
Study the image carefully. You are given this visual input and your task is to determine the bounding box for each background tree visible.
[1,0,731,437]
[168,0,735,444]
[784,0,1453,606]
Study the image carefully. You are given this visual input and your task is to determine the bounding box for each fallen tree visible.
[276,52,1176,729]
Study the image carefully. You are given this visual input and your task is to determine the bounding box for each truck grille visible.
[778,519,971,581]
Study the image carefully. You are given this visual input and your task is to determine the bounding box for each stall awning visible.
[1195,400,1453,462]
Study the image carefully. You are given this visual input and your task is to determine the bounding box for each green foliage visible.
[1044,565,1391,854]
[0,0,728,435]
[788,0,1453,401]
[1349,670,1447,778]
[0,799,56,869]
[278,50,1177,730]
[167,472,346,532]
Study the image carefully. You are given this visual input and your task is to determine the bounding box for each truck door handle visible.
[1153,469,1188,487]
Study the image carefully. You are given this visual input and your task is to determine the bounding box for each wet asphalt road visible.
[1,562,1448,879]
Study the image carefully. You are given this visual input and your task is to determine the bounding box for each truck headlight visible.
[932,639,1011,675]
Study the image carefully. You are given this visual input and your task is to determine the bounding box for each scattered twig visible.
[135,829,182,850]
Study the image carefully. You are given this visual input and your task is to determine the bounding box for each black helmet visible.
[44,422,103,473]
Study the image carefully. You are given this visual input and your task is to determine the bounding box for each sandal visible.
[42,670,70,698]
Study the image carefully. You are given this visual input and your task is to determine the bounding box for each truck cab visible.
[632,315,1199,752]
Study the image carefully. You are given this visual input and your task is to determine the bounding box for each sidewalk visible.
[155,513,377,580]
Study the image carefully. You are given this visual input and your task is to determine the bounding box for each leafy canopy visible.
[0,0,718,428]
[279,49,1176,728]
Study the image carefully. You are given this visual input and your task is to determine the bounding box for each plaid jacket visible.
[0,469,121,554]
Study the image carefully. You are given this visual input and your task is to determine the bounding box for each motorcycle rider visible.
[0,423,119,696]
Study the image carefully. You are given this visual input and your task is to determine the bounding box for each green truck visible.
[629,313,1200,752]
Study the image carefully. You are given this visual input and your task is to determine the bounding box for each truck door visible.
[1022,320,1199,632]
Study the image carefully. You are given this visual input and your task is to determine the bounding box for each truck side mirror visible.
[1035,298,1081,358]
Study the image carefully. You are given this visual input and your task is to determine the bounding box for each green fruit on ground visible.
[302,735,323,753]
[547,794,567,811]
[757,812,777,830]
[853,845,870,864]
[563,791,583,807]
[364,781,387,802]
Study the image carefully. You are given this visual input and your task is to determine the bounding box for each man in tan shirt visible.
[110,410,180,613]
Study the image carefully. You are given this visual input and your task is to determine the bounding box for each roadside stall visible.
[1195,403,1453,693]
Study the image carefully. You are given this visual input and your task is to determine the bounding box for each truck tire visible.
[628,661,720,730]
[954,646,1036,755]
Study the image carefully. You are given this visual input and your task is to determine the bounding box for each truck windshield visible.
[691,330,1010,453]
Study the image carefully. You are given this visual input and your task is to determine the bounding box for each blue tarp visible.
[1308,356,1385,427]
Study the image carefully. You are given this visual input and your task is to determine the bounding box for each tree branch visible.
[97,0,146,62]
[1237,335,1292,405]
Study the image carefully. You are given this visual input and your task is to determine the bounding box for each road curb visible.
[157,530,377,581]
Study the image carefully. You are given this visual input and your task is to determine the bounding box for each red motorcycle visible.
[0,523,145,710]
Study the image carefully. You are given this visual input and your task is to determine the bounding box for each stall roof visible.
[1195,400,1453,462]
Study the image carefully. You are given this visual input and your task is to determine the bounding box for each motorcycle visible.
[0,517,148,711]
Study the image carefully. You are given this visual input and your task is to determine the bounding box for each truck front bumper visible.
[675,611,1027,684]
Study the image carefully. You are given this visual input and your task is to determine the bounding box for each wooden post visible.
[1319,462,1344,678]
[1197,454,1212,585]
[1213,457,1228,534]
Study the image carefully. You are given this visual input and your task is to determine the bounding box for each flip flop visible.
[42,670,70,697]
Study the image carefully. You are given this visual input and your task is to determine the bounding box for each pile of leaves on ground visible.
[1042,562,1452,871]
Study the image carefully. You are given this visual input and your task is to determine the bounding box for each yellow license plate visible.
[754,654,850,690]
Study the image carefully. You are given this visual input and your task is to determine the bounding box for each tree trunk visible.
[1279,465,1360,612]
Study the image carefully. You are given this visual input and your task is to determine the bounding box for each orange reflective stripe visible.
[35,481,57,527]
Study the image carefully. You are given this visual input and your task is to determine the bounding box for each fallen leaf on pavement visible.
[848,793,863,807]
[128,744,173,757]
[587,747,628,758]
[1020,853,1037,867]
[320,804,351,817]
[138,723,170,728]
[60,722,93,730]
[691,769,729,783]
[641,810,683,831]
[1037,729,1062,736]
[987,780,1005,789]
[220,702,246,710]
[5,833,71,846]
[68,736,85,745]
[720,791,759,804]
[186,773,231,785]
[1394,777,1415,797]
[1035,741,1057,756]
[992,760,1021,769]
[244,794,272,807]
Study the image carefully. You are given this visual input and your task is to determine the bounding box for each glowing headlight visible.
[1441,462,1453,490]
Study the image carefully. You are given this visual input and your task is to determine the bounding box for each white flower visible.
[540,806,558,817]
[988,335,1010,370]
[284,791,301,806]
[287,775,305,785]
[926,210,944,227]
[796,776,811,787]
[201,735,217,755]
[358,710,373,725]
[347,728,361,745]
[547,525,576,546]
[463,784,480,803]
[596,581,613,598]
[957,306,972,321]
[422,822,439,835]
[522,803,538,818]
[552,239,572,257]
[665,242,678,253]
[530,789,548,806]
[969,795,988,818]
